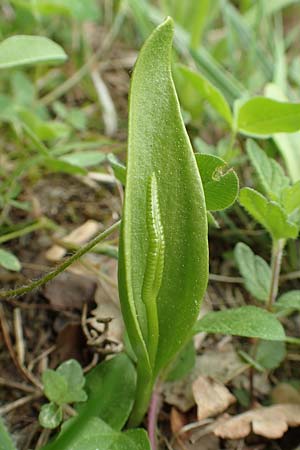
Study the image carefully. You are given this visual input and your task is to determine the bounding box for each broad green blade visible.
[41,417,151,450]
[0,35,67,69]
[119,16,208,386]
[119,19,208,425]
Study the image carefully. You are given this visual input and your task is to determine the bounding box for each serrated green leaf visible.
[0,249,21,272]
[0,35,67,69]
[178,65,233,126]
[0,417,17,450]
[282,181,300,214]
[166,339,196,382]
[56,360,87,404]
[41,417,151,450]
[196,153,239,211]
[234,242,271,302]
[194,306,286,341]
[39,403,62,429]
[57,360,86,390]
[237,97,300,137]
[118,17,208,424]
[239,187,298,239]
[256,340,286,370]
[40,355,137,450]
[42,370,68,405]
[246,140,289,201]
[275,290,300,312]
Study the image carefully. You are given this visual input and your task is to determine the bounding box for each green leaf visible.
[60,151,106,168]
[76,354,136,430]
[0,35,67,69]
[282,181,300,214]
[43,158,86,176]
[194,306,286,341]
[18,109,70,141]
[265,83,300,183]
[239,187,298,240]
[172,64,204,120]
[107,154,126,185]
[246,140,289,201]
[256,340,286,370]
[237,97,300,137]
[39,403,63,429]
[56,360,87,404]
[42,360,86,405]
[118,17,208,424]
[275,290,300,312]
[0,249,21,272]
[42,370,68,405]
[207,211,220,228]
[41,417,151,450]
[166,339,196,382]
[238,350,265,372]
[41,355,136,450]
[196,154,239,211]
[12,0,101,22]
[0,417,17,450]
[178,65,233,126]
[234,243,271,302]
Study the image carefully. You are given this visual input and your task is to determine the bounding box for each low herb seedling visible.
[39,360,87,430]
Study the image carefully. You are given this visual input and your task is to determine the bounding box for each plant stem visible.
[0,218,56,245]
[267,238,285,311]
[127,364,153,428]
[0,220,120,299]
[147,379,161,450]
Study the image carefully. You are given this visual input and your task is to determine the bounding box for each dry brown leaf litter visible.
[192,375,236,421]
[214,404,300,440]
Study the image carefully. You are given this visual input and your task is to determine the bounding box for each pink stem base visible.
[147,381,161,450]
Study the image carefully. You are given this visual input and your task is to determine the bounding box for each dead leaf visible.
[164,344,246,412]
[193,376,236,420]
[46,220,100,261]
[195,344,247,384]
[51,323,87,367]
[164,377,195,412]
[271,383,300,405]
[43,271,97,309]
[173,433,220,450]
[214,404,300,440]
[170,407,188,436]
